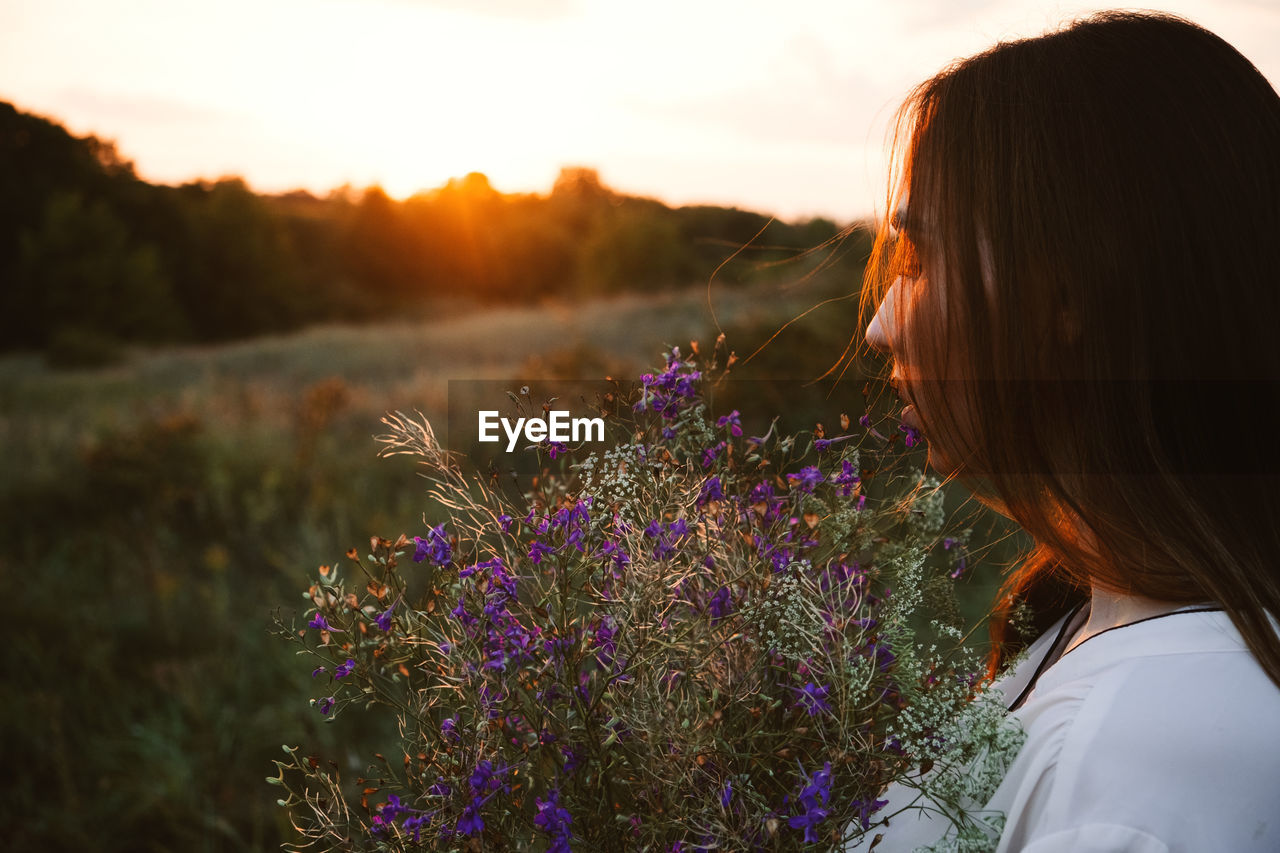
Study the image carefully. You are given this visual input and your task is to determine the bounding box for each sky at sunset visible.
[4,0,1279,221]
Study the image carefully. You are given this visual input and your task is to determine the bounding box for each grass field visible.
[0,279,1018,850]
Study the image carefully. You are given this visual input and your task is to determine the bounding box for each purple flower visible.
[374,794,421,838]
[468,759,512,797]
[717,410,743,437]
[800,763,831,804]
[456,802,484,836]
[413,524,452,565]
[311,665,326,678]
[700,441,726,469]
[529,540,556,565]
[793,682,833,716]
[441,715,459,742]
[815,434,853,454]
[869,640,896,672]
[720,780,733,809]
[832,459,861,497]
[534,788,574,852]
[375,602,394,632]
[755,536,792,573]
[308,613,331,631]
[859,412,888,441]
[381,791,411,813]
[317,696,335,715]
[787,466,824,493]
[591,617,618,668]
[851,796,890,831]
[633,351,702,418]
[379,794,407,822]
[548,441,568,459]
[498,513,514,533]
[644,518,689,561]
[748,480,785,521]
[401,814,426,843]
[470,760,499,792]
[597,540,630,572]
[789,805,829,843]
[450,596,477,628]
[788,762,833,842]
[478,684,506,719]
[697,476,725,506]
[899,422,923,447]
[334,658,355,679]
[708,586,734,622]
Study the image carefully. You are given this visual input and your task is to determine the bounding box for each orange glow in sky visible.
[2,0,1278,221]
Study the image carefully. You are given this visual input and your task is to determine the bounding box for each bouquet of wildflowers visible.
[271,338,1024,852]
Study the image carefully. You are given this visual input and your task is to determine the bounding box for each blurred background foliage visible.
[2,101,859,363]
[0,100,1019,850]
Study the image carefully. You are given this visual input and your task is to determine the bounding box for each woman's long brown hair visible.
[860,11,1280,687]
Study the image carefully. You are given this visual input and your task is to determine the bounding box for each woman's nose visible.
[865,276,905,355]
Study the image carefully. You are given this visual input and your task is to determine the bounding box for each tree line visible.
[0,101,868,360]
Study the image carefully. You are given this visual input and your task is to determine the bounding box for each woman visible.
[854,11,1280,852]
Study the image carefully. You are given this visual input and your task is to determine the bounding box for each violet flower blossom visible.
[717,410,743,436]
[787,466,824,493]
[413,524,452,565]
[788,762,832,842]
[793,681,833,716]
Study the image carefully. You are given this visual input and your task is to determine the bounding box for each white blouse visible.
[849,606,1280,852]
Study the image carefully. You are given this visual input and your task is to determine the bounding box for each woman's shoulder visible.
[997,608,1280,852]
[1020,607,1280,743]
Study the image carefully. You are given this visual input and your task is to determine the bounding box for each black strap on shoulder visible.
[1005,604,1225,712]
[1006,601,1086,712]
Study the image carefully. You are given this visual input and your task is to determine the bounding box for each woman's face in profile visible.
[863,232,977,483]
[863,220,1071,522]
[865,281,1018,521]
[865,274,948,469]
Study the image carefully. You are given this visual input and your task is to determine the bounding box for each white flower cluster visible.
[575,444,648,528]
[909,477,948,535]
[885,661,1027,853]
[742,561,828,664]
[879,545,928,624]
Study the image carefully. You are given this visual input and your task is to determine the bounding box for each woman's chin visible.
[902,405,948,473]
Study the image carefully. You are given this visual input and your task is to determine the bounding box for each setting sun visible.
[4,0,1278,219]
